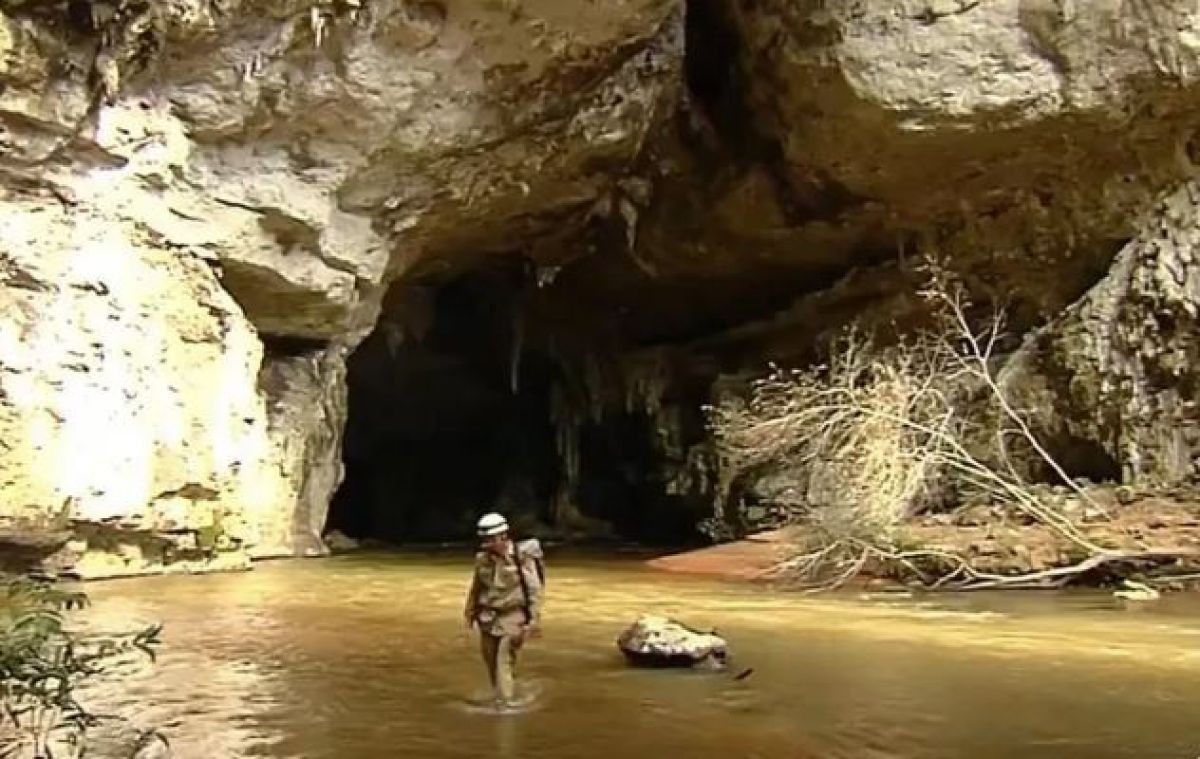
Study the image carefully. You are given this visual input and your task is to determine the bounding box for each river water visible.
[78,551,1200,759]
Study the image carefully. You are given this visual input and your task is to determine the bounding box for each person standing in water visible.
[463,512,544,708]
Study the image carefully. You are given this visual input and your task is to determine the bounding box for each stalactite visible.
[544,340,723,536]
[620,350,670,417]
[549,382,582,494]
[536,265,561,288]
[582,351,608,423]
[509,308,524,394]
[382,320,404,359]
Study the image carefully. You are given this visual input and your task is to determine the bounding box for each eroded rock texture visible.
[3,0,1200,564]
[0,0,682,574]
[617,614,729,669]
[1003,181,1200,486]
[647,0,1200,305]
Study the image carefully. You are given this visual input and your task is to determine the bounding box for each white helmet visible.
[476,512,509,537]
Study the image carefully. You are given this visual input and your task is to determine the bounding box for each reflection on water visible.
[77,552,1200,759]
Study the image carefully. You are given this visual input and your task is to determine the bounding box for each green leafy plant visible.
[0,577,161,758]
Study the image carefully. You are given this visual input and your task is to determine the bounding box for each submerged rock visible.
[129,731,172,759]
[617,615,729,670]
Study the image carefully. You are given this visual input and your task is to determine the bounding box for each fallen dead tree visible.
[707,262,1200,592]
[766,538,1200,592]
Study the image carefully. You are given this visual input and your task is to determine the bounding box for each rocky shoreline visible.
[649,488,1200,592]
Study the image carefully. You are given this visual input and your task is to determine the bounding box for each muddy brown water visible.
[77,551,1200,759]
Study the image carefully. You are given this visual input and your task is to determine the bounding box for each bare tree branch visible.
[708,258,1194,592]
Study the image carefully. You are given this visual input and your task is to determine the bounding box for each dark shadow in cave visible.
[574,412,710,546]
[328,259,560,543]
[1033,433,1122,485]
[327,256,711,547]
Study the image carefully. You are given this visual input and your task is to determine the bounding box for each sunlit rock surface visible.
[4,0,1200,569]
[0,0,682,575]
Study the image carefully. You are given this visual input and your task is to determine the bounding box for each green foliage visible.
[0,577,161,758]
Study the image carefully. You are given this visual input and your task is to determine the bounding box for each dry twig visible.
[708,260,1192,591]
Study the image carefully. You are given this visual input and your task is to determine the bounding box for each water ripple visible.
[73,553,1200,759]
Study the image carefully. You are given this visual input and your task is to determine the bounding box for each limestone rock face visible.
[0,194,325,577]
[581,1,1200,531]
[726,0,1200,230]
[256,345,350,558]
[1001,181,1200,486]
[627,0,1200,328]
[0,0,683,574]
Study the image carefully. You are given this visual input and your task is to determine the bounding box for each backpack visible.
[513,538,545,623]
[515,538,545,586]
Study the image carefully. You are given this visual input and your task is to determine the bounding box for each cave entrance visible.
[328,258,560,543]
[326,256,710,547]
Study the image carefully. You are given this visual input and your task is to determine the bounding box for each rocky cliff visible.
[2,0,1200,575]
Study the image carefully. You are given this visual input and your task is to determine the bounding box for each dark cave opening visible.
[328,259,556,543]
[1036,433,1123,485]
[684,0,740,125]
[326,256,711,547]
[574,409,711,547]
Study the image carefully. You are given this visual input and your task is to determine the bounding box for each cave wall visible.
[0,192,298,577]
[1001,181,1200,485]
[3,0,1200,572]
[257,341,349,557]
[0,0,683,576]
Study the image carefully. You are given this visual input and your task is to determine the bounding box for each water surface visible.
[79,551,1200,759]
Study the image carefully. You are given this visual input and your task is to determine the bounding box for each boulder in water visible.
[617,615,729,670]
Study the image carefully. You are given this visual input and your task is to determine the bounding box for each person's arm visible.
[463,568,481,628]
